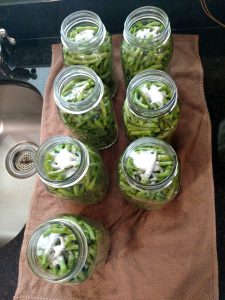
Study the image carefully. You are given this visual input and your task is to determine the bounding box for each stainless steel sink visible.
[0,81,42,247]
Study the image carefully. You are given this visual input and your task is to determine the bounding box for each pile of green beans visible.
[121,20,173,85]
[36,216,101,283]
[59,79,118,149]
[67,26,98,40]
[63,26,115,95]
[36,224,78,277]
[131,81,172,109]
[44,143,81,181]
[44,143,108,204]
[130,21,164,38]
[118,144,180,210]
[123,81,180,141]
[61,77,95,102]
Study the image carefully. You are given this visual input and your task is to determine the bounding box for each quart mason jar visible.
[123,70,179,141]
[118,137,180,210]
[121,6,173,85]
[54,66,118,150]
[35,136,109,204]
[27,214,110,284]
[61,10,116,96]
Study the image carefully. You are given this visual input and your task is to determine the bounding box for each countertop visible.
[0,31,225,299]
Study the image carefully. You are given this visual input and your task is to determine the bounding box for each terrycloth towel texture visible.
[14,35,218,300]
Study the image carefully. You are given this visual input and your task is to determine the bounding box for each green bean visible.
[59,82,118,150]
[67,251,76,269]
[61,78,95,102]
[63,26,115,96]
[118,144,180,210]
[43,225,72,236]
[123,81,180,142]
[121,20,173,85]
[43,142,109,204]
[68,26,98,37]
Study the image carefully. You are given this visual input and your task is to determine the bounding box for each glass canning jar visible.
[35,136,109,204]
[118,137,180,210]
[61,10,116,96]
[26,214,110,284]
[54,66,118,150]
[121,6,173,85]
[123,70,180,142]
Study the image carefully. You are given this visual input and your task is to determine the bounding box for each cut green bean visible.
[118,142,180,210]
[58,79,118,149]
[43,142,108,204]
[63,25,115,96]
[121,20,173,85]
[123,80,180,141]
[61,78,95,102]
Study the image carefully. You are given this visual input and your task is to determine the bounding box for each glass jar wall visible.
[118,137,180,210]
[26,214,110,284]
[123,70,180,142]
[121,6,173,85]
[35,136,109,204]
[61,10,116,96]
[54,66,118,150]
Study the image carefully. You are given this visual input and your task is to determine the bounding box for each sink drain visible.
[5,141,38,178]
[14,150,35,172]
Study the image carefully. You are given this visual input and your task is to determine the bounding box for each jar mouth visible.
[61,10,106,51]
[123,6,171,47]
[54,66,104,114]
[26,218,88,283]
[122,137,178,190]
[127,70,178,118]
[35,136,89,188]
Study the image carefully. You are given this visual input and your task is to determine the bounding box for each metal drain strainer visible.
[5,141,38,178]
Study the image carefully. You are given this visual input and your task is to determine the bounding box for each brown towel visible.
[14,35,218,300]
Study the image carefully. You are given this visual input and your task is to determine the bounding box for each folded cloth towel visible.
[14,34,218,300]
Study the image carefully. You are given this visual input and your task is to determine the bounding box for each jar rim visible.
[35,136,89,188]
[61,10,106,51]
[54,66,104,114]
[26,217,88,283]
[121,137,179,190]
[126,70,178,118]
[123,6,171,47]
